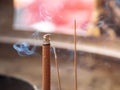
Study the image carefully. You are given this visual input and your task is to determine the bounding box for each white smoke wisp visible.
[53,47,57,60]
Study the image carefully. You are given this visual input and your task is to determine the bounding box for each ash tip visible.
[43,34,51,44]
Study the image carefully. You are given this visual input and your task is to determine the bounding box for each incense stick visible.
[53,47,62,90]
[42,34,51,90]
[74,19,77,90]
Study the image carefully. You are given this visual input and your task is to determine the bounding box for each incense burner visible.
[0,75,36,90]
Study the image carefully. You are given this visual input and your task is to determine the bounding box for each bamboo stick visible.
[53,47,62,90]
[74,19,77,90]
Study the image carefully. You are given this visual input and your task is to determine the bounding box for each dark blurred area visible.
[1,1,120,90]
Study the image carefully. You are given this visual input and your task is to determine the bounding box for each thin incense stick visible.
[42,34,51,90]
[74,19,77,90]
[53,47,62,90]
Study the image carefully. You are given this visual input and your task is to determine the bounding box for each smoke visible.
[50,48,74,61]
[13,31,40,56]
[13,42,36,56]
[52,47,57,60]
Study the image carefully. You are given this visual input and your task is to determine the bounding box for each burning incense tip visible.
[43,34,51,44]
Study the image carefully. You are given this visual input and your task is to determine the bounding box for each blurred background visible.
[1,0,120,90]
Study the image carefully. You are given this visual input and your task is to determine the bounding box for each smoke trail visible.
[13,42,36,56]
[32,31,40,40]
[52,47,57,60]
[13,31,40,56]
